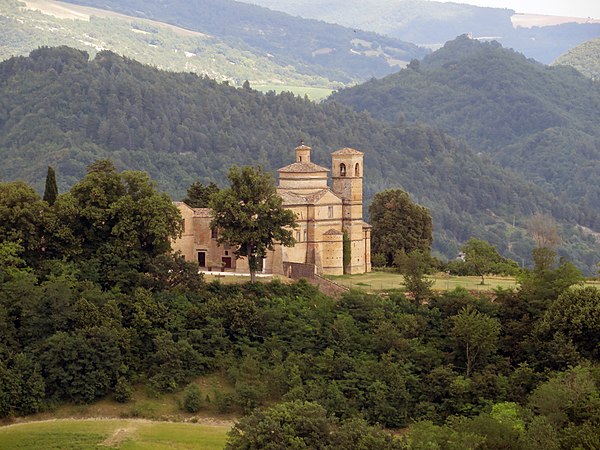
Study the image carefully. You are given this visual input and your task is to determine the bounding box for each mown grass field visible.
[328,271,520,293]
[0,419,230,449]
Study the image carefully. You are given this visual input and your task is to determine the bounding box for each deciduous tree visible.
[369,189,432,266]
[210,166,296,283]
[451,305,500,376]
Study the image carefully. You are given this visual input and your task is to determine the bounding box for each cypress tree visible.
[43,166,58,205]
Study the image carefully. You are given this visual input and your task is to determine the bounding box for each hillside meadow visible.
[0,419,230,449]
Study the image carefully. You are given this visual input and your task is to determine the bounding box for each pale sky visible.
[436,0,600,19]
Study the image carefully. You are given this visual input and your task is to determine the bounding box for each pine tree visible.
[43,166,58,206]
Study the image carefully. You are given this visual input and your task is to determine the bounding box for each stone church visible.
[172,143,371,276]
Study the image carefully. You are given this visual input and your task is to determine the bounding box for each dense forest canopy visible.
[1,46,600,272]
[553,37,600,80]
[1,166,598,447]
[331,36,600,224]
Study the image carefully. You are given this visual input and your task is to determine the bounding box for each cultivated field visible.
[0,419,230,449]
[253,84,334,101]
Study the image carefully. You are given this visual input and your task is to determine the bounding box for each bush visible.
[183,383,202,413]
[214,390,235,414]
[113,377,133,403]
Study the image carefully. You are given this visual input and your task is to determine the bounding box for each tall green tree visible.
[394,249,434,305]
[210,166,296,283]
[462,238,505,285]
[66,160,182,289]
[43,166,58,206]
[182,181,219,208]
[451,305,501,376]
[369,189,432,266]
[0,181,46,264]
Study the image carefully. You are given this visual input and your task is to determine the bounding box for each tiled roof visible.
[331,147,363,155]
[278,161,330,173]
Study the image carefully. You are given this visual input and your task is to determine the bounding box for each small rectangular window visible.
[328,206,333,218]
[211,227,218,239]
[303,230,308,241]
[182,218,185,233]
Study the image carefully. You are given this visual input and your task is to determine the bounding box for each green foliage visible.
[554,37,600,80]
[210,166,297,282]
[394,250,434,304]
[1,47,598,272]
[537,286,600,360]
[183,383,203,413]
[451,305,501,376]
[1,165,600,441]
[369,189,432,266]
[225,401,402,449]
[332,36,600,274]
[43,166,58,206]
[342,230,351,273]
[113,376,133,403]
[461,238,518,284]
[183,182,220,208]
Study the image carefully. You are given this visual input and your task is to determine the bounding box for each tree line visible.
[0,163,598,449]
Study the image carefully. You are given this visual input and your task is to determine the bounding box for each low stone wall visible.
[283,262,348,298]
[283,262,316,279]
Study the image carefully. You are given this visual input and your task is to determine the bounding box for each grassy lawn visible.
[0,419,229,449]
[328,271,519,293]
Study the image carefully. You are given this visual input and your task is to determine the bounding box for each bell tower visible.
[331,148,366,274]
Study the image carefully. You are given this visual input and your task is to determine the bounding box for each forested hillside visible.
[1,47,600,271]
[1,168,599,447]
[331,36,600,222]
[553,37,600,80]
[243,0,600,63]
[56,0,427,83]
[0,0,333,89]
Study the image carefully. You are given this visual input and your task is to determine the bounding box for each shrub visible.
[183,383,202,413]
[114,377,133,403]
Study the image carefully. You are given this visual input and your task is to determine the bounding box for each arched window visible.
[355,163,360,176]
[340,163,346,177]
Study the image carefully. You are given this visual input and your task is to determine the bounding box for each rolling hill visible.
[0,0,333,90]
[243,0,600,64]
[2,47,600,271]
[52,0,428,83]
[330,35,600,221]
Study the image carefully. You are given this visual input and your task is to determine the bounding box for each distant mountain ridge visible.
[1,47,600,272]
[331,35,600,221]
[243,0,600,63]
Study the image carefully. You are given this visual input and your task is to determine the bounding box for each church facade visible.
[172,143,371,276]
